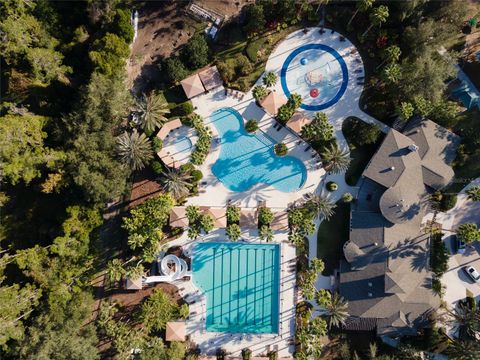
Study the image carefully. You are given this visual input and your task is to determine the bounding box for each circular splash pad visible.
[280,44,349,111]
[310,88,319,98]
[300,58,308,65]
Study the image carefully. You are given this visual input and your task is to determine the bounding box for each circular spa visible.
[280,44,349,111]
[157,119,198,168]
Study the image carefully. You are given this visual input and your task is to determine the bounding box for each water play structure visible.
[144,254,189,284]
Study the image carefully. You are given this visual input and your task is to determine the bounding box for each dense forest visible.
[0,0,134,358]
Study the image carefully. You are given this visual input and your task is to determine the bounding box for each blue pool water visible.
[173,136,192,154]
[210,107,306,192]
[280,44,348,111]
[192,242,280,333]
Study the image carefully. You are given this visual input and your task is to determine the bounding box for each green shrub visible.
[180,101,194,115]
[274,143,288,156]
[226,206,241,224]
[151,160,164,175]
[191,169,203,182]
[246,38,264,62]
[236,55,253,76]
[111,8,134,43]
[326,181,338,192]
[431,232,449,277]
[169,227,184,239]
[267,351,278,360]
[217,60,236,82]
[342,192,353,203]
[440,193,457,211]
[258,207,274,227]
[179,162,194,173]
[152,137,163,153]
[343,117,381,148]
[252,85,268,102]
[276,104,295,124]
[181,33,210,70]
[164,56,189,84]
[241,348,252,360]
[89,33,130,77]
[245,119,259,133]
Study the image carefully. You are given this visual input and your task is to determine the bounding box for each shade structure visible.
[181,73,205,99]
[165,321,186,342]
[200,206,227,228]
[198,66,223,91]
[170,206,188,228]
[260,91,288,115]
[286,111,312,134]
[125,276,142,290]
[157,118,182,140]
[240,209,258,229]
[271,211,289,231]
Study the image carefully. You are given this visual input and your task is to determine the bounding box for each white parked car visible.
[463,266,480,283]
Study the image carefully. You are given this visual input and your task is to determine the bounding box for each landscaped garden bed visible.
[316,202,350,275]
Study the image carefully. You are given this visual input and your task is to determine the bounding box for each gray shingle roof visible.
[340,118,456,339]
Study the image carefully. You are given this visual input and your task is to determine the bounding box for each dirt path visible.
[127,1,248,94]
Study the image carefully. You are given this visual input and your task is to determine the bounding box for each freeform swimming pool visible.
[192,242,280,333]
[210,107,307,192]
[280,44,348,111]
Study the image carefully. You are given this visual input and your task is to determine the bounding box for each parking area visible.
[435,179,480,310]
[442,238,480,307]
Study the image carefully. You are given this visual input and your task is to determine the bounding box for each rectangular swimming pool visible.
[192,242,280,334]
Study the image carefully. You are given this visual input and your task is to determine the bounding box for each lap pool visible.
[192,242,280,334]
[210,107,306,192]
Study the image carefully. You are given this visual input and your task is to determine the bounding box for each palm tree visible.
[263,71,278,87]
[137,91,170,132]
[259,225,273,242]
[304,192,336,220]
[347,0,375,28]
[322,293,349,329]
[362,5,389,38]
[377,45,401,68]
[160,167,191,200]
[125,261,144,279]
[466,186,480,202]
[116,130,154,170]
[106,258,126,284]
[322,143,351,174]
[382,63,402,84]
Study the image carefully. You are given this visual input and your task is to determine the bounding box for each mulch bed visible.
[128,167,163,208]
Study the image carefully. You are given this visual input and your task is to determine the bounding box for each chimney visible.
[408,144,419,152]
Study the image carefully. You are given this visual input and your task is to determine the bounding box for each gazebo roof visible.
[181,73,205,99]
[260,91,287,115]
[170,206,188,228]
[198,66,223,91]
[165,321,186,342]
[157,118,182,141]
[286,111,312,133]
[125,276,143,290]
[271,211,289,231]
[200,206,227,228]
[240,209,257,229]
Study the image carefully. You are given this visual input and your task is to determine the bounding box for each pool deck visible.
[177,27,388,356]
[166,228,296,357]
[190,27,385,210]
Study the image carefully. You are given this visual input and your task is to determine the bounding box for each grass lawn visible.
[316,201,350,276]
[345,142,379,186]
[212,23,304,90]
